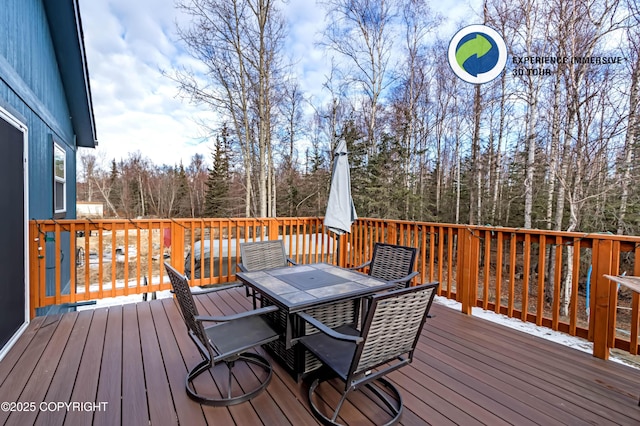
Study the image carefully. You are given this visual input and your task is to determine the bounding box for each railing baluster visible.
[570,238,581,334]
[447,227,453,299]
[508,233,517,317]
[54,223,61,306]
[483,230,491,310]
[537,235,546,327]
[495,232,503,314]
[136,222,142,291]
[429,225,436,283]
[70,223,76,303]
[83,221,90,301]
[123,222,130,296]
[98,222,104,300]
[553,236,563,331]
[522,234,531,322]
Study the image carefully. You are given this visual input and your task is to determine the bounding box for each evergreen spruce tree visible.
[176,163,190,217]
[204,128,231,217]
[108,159,121,215]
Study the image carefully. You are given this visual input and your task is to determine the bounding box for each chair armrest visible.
[286,258,297,266]
[347,260,371,271]
[170,282,245,296]
[191,282,245,295]
[297,312,363,343]
[385,271,419,286]
[195,305,278,323]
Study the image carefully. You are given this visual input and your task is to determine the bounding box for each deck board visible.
[122,303,150,426]
[426,313,639,424]
[64,308,108,426]
[138,301,178,426]
[0,315,60,425]
[94,306,123,426]
[7,313,77,426]
[1,286,639,426]
[148,300,208,426]
[38,310,93,426]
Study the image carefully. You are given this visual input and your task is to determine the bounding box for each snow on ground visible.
[434,296,639,369]
[76,290,174,311]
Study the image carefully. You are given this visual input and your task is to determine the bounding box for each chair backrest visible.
[351,282,438,377]
[368,243,417,283]
[164,262,212,357]
[240,240,289,271]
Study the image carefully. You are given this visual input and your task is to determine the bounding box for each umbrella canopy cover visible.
[324,139,357,234]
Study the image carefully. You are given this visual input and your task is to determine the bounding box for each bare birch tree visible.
[617,2,640,234]
[320,0,397,155]
[171,0,286,217]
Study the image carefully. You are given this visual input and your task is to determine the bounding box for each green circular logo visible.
[448,25,507,84]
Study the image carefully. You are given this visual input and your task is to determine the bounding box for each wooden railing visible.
[29,217,640,360]
[29,217,337,311]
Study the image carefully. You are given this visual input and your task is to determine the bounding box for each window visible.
[54,142,66,216]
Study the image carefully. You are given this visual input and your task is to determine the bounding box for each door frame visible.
[0,106,29,362]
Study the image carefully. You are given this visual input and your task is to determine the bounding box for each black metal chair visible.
[349,243,419,290]
[238,240,297,308]
[164,262,280,406]
[297,281,439,425]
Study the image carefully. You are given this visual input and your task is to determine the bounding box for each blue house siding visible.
[0,0,96,316]
[0,0,77,220]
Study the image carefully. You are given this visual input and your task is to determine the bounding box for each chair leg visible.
[185,352,273,406]
[308,378,343,426]
[331,389,350,423]
[365,377,403,421]
[227,360,234,400]
[308,377,404,426]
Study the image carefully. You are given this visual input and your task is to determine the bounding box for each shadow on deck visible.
[1,287,639,425]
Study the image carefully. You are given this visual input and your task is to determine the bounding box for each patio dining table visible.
[236,262,396,379]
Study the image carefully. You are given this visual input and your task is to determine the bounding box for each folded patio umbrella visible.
[324,139,357,235]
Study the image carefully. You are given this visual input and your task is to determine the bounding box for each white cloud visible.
[78,0,483,169]
[79,0,213,168]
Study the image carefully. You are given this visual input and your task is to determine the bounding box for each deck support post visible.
[337,233,348,268]
[592,239,617,360]
[171,221,185,274]
[459,228,479,315]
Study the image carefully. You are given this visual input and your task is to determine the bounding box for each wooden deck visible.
[1,287,639,426]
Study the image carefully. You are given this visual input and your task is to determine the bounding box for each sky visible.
[77,0,481,169]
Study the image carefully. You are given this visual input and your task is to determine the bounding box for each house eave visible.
[43,0,97,148]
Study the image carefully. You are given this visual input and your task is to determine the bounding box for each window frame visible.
[53,141,66,217]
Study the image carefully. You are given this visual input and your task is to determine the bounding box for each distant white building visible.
[77,201,104,218]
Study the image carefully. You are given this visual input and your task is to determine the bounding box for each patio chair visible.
[297,281,439,425]
[238,239,297,271]
[349,243,419,290]
[238,240,297,308]
[164,262,280,406]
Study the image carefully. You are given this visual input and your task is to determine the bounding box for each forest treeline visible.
[77,0,640,236]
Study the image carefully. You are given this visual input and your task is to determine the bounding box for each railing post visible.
[268,218,279,241]
[171,220,185,274]
[592,238,615,360]
[337,233,348,268]
[388,223,398,245]
[459,228,479,315]
[29,222,41,319]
